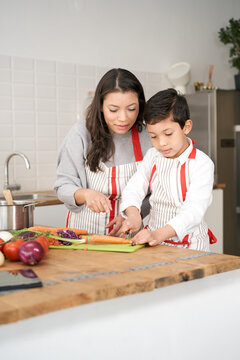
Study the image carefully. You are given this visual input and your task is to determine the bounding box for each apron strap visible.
[108,127,143,233]
[180,139,197,201]
[149,164,157,192]
[108,166,117,232]
[180,163,187,202]
[188,138,197,159]
[180,139,217,245]
[66,210,70,227]
[131,125,143,161]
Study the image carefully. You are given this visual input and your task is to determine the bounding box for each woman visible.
[54,68,152,235]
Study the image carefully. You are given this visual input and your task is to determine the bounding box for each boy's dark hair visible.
[86,68,145,172]
[144,88,190,129]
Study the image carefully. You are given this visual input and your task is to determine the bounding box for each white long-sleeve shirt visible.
[120,139,214,249]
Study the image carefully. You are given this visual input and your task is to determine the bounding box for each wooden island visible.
[1,244,240,360]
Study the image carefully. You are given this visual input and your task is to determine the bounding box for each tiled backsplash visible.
[0,54,170,192]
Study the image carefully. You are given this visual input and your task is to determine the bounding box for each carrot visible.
[28,226,88,235]
[89,234,130,244]
[28,226,58,235]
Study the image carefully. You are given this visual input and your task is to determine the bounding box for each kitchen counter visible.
[1,244,240,325]
[0,190,62,206]
[0,184,225,207]
[213,183,226,189]
[1,244,240,360]
[31,190,62,206]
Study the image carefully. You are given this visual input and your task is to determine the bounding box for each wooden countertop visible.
[213,183,226,189]
[33,191,62,206]
[0,190,62,206]
[0,244,239,325]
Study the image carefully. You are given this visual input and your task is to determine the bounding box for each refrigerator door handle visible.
[234,125,240,214]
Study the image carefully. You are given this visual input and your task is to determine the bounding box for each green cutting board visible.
[49,243,144,253]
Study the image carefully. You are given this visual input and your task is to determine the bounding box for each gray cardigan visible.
[54,120,152,213]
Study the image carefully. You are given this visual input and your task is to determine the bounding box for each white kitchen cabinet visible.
[34,204,68,228]
[204,188,223,254]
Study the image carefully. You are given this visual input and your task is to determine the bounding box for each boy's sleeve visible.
[120,149,154,213]
[167,154,214,240]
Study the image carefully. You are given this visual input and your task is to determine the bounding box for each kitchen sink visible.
[0,193,57,202]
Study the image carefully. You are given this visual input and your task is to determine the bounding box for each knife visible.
[82,234,130,244]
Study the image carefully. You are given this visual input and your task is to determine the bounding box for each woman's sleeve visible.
[167,154,214,240]
[54,122,88,212]
[120,149,154,213]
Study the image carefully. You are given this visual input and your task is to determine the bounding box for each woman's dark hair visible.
[86,68,145,172]
[144,88,190,129]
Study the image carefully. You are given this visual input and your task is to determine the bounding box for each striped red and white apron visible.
[66,126,143,235]
[147,141,217,251]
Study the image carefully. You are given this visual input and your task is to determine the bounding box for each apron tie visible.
[208,228,217,244]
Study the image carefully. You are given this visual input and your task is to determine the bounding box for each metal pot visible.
[0,200,35,230]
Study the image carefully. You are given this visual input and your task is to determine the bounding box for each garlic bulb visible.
[0,231,14,242]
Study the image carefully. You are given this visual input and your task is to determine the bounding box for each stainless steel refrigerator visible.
[186,90,240,256]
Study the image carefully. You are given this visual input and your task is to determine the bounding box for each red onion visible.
[57,230,78,239]
[19,269,38,278]
[18,240,44,265]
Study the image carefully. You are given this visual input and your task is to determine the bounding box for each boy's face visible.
[147,116,192,159]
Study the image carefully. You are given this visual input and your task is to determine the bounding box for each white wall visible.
[0,56,165,191]
[0,0,240,192]
[0,0,240,89]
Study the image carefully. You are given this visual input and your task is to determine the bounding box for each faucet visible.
[4,152,31,191]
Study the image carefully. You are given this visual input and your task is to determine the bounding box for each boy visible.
[120,88,216,251]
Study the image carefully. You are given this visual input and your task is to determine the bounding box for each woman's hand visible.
[106,215,125,236]
[85,189,112,213]
[74,189,112,213]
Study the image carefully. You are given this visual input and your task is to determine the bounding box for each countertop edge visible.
[0,247,240,325]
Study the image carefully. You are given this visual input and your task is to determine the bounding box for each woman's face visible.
[102,91,139,134]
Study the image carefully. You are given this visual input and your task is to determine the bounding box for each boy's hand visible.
[118,207,142,236]
[120,216,142,236]
[131,225,177,246]
[130,229,159,246]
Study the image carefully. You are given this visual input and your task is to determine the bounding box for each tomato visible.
[3,239,24,261]
[0,238,5,251]
[34,236,49,254]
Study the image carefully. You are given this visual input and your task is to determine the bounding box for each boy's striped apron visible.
[66,126,143,235]
[147,142,216,251]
